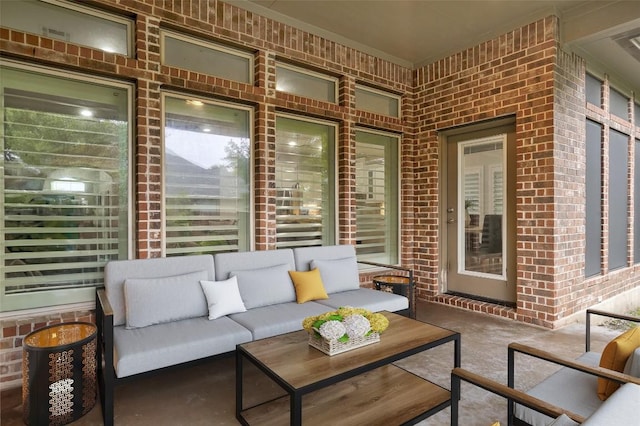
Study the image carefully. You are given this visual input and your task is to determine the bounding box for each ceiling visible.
[230,0,640,94]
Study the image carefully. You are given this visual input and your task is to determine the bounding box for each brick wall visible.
[0,0,413,389]
[1,0,639,389]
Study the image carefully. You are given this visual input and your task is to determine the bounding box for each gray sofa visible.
[96,245,408,425]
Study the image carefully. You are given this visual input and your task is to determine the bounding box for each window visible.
[585,73,602,107]
[355,85,401,118]
[585,119,602,277]
[276,63,337,103]
[609,129,629,270]
[161,31,253,84]
[635,102,640,127]
[0,0,132,56]
[163,95,252,256]
[610,87,629,120]
[1,62,131,312]
[275,115,336,248]
[355,130,399,264]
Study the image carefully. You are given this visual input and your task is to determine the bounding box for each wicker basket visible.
[308,332,380,356]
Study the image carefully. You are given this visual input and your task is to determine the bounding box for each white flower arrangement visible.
[302,306,390,343]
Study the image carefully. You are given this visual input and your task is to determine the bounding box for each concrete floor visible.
[1,301,619,425]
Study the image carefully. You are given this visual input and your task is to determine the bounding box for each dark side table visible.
[373,275,415,318]
[22,322,97,425]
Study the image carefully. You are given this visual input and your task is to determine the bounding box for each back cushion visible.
[598,326,640,399]
[623,346,640,378]
[104,255,215,326]
[230,263,296,309]
[124,270,209,329]
[310,257,360,293]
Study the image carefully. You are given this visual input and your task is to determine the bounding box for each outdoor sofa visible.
[95,244,409,425]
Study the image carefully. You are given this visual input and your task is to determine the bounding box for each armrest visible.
[586,309,640,352]
[508,342,640,387]
[95,288,114,373]
[451,368,585,424]
[357,260,413,279]
[97,288,114,318]
[95,288,115,425]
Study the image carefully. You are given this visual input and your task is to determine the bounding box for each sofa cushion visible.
[310,257,360,293]
[623,346,640,377]
[598,326,640,400]
[289,268,329,303]
[213,249,295,281]
[230,263,296,309]
[582,383,640,425]
[229,301,331,340]
[104,255,215,327]
[200,276,247,320]
[112,316,252,378]
[292,245,357,271]
[314,288,408,313]
[514,351,601,426]
[124,270,209,329]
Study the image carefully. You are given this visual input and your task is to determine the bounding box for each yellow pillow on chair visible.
[288,268,329,303]
[597,326,640,400]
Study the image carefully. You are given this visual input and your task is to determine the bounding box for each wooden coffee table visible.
[235,311,460,425]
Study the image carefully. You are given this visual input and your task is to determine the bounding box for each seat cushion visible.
[229,301,331,340]
[514,352,601,426]
[113,316,252,378]
[314,288,408,313]
[582,383,640,425]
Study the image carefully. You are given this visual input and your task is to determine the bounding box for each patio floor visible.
[1,301,619,425]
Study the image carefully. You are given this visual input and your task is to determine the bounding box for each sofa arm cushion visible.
[124,270,208,329]
[310,257,360,293]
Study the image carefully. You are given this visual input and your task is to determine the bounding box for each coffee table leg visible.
[290,392,302,425]
[236,350,245,424]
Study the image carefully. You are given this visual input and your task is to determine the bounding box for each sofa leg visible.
[97,367,114,426]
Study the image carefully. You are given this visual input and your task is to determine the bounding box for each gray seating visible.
[96,245,409,426]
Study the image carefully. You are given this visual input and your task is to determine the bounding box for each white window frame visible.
[355,84,402,118]
[161,92,255,256]
[160,30,255,84]
[274,113,338,248]
[0,59,134,313]
[275,62,339,103]
[354,128,401,266]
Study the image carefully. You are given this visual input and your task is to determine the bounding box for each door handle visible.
[447,218,455,223]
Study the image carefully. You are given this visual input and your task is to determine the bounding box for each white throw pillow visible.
[124,270,209,329]
[200,276,247,320]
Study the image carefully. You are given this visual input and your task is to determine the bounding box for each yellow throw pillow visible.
[288,268,329,303]
[597,326,640,400]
